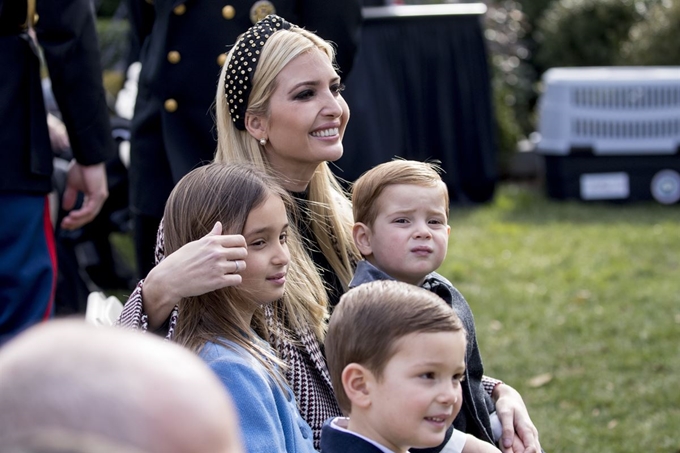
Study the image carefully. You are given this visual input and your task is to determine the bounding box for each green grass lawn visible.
[439,184,680,453]
[109,182,679,452]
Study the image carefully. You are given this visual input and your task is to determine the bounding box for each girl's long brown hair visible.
[164,163,328,385]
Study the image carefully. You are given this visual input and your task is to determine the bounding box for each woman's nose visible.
[321,91,343,118]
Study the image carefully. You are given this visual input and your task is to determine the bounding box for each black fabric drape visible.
[336,12,497,203]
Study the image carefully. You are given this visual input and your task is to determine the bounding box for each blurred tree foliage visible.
[619,0,680,65]
[482,0,678,163]
[534,0,641,71]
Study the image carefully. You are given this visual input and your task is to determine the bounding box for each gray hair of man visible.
[0,320,244,453]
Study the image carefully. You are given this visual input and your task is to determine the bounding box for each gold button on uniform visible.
[217,53,227,67]
[173,4,186,15]
[167,51,181,64]
[164,99,178,112]
[222,5,235,20]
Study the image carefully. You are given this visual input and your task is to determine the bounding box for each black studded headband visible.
[224,14,293,130]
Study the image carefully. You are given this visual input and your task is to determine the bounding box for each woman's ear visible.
[341,363,373,409]
[352,222,373,257]
[244,112,267,140]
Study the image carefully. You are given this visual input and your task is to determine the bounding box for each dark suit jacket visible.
[320,418,454,453]
[0,0,114,194]
[128,0,362,217]
[320,420,386,453]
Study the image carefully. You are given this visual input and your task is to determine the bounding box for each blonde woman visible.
[119,16,355,446]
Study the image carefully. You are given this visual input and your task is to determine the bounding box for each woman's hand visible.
[492,383,541,453]
[142,222,247,329]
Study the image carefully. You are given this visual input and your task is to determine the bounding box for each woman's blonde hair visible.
[215,26,359,298]
[164,163,329,384]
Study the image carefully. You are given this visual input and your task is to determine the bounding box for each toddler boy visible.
[349,160,502,452]
[323,280,468,453]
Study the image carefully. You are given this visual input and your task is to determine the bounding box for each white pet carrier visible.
[536,67,680,204]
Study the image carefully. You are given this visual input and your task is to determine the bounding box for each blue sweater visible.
[200,339,317,453]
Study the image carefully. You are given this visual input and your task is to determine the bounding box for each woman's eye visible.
[332,83,346,95]
[294,89,314,100]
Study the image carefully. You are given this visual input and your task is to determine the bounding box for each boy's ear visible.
[244,112,267,140]
[341,363,373,409]
[352,222,373,257]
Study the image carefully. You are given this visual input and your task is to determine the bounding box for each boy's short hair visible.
[351,160,450,227]
[325,280,465,414]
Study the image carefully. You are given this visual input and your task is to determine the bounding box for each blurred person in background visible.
[0,0,114,344]
[0,320,244,453]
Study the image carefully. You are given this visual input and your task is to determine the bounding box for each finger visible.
[61,185,77,211]
[220,273,242,288]
[215,233,247,249]
[61,191,106,229]
[61,203,96,230]
[230,259,246,274]
[517,426,539,453]
[499,413,515,452]
[208,221,222,236]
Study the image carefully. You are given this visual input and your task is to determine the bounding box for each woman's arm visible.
[118,222,248,331]
[492,383,541,453]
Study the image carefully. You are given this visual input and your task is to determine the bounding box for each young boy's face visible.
[355,184,450,285]
[360,330,466,452]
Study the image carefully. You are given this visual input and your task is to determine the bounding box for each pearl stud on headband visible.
[224,14,293,130]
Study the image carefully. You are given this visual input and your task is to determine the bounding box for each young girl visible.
[162,162,323,453]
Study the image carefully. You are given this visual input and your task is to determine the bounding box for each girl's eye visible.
[453,373,466,382]
[294,89,314,100]
[250,239,265,247]
[279,232,288,243]
[393,218,408,224]
[428,219,444,225]
[420,372,435,380]
[331,83,346,95]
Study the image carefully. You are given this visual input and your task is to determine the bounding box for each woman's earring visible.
[259,137,267,146]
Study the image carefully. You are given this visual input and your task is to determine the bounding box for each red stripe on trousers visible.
[42,196,57,320]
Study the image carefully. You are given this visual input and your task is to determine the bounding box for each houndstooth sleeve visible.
[482,375,504,397]
[116,219,177,340]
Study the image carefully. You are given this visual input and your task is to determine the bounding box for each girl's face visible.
[260,48,350,184]
[238,193,290,305]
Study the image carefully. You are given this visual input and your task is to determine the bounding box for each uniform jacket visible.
[200,339,317,453]
[350,260,496,444]
[128,0,362,217]
[0,0,114,194]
